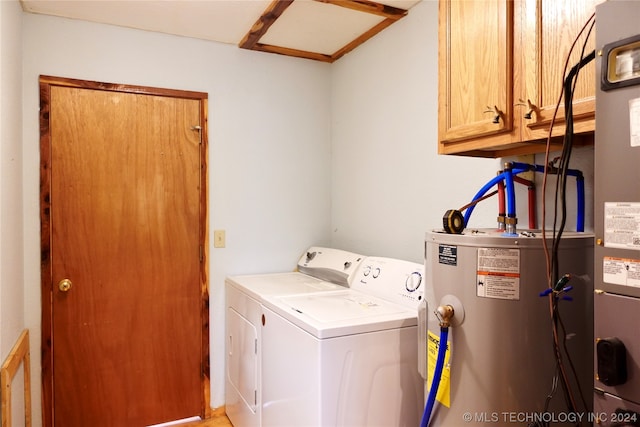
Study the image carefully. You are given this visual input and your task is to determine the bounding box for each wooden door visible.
[39,76,209,427]
[438,0,516,154]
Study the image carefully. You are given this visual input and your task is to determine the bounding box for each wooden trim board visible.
[1,329,32,427]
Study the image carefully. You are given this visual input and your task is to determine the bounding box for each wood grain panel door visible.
[438,0,515,149]
[39,76,209,427]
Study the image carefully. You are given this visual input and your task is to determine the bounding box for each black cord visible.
[556,299,590,413]
[552,296,576,413]
[545,13,595,425]
[551,50,596,425]
[552,47,596,274]
[554,22,595,419]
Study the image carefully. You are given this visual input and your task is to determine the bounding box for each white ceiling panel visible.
[20,0,423,61]
[258,1,386,56]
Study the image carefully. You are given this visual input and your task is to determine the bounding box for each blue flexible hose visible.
[504,167,516,233]
[463,172,506,227]
[420,326,449,427]
[510,162,586,232]
[463,169,527,228]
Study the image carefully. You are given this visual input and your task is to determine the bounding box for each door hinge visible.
[255,339,258,354]
[199,245,203,262]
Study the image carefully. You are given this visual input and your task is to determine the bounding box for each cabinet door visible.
[438,0,516,154]
[520,0,600,141]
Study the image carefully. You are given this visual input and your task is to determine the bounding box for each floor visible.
[183,415,233,427]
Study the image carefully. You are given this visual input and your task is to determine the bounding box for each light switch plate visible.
[214,230,226,248]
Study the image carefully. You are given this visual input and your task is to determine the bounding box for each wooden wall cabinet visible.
[438,0,600,157]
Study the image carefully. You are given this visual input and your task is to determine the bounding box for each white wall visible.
[1,0,26,425]
[519,146,594,233]
[22,13,333,425]
[1,0,24,353]
[330,0,500,263]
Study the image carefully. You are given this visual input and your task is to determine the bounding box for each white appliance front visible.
[261,306,422,427]
[226,275,353,427]
[225,247,365,427]
[226,284,261,427]
[260,257,426,427]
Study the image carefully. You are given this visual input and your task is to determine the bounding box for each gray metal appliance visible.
[594,1,640,424]
[423,230,593,426]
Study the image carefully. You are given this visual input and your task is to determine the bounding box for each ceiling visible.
[20,0,422,63]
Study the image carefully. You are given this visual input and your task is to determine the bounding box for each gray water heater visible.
[424,229,593,426]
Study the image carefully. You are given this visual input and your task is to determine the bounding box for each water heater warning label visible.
[476,248,520,300]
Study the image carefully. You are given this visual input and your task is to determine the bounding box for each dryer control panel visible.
[351,257,430,309]
[296,246,364,287]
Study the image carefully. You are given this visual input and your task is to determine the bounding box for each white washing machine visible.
[260,257,427,427]
[225,247,365,427]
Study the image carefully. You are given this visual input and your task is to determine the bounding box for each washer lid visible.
[283,292,405,322]
[265,290,417,339]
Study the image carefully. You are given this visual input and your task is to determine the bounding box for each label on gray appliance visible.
[476,247,520,300]
[604,202,640,250]
[438,244,457,266]
[603,256,640,287]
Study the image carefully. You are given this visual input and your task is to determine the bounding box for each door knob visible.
[58,279,72,292]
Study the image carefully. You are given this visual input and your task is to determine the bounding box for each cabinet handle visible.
[516,99,537,120]
[484,105,502,124]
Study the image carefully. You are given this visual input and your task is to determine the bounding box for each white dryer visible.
[225,247,365,427]
[260,257,428,427]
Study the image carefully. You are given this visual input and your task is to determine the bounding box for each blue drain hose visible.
[420,326,449,427]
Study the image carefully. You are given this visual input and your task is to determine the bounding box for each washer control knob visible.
[405,271,422,292]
